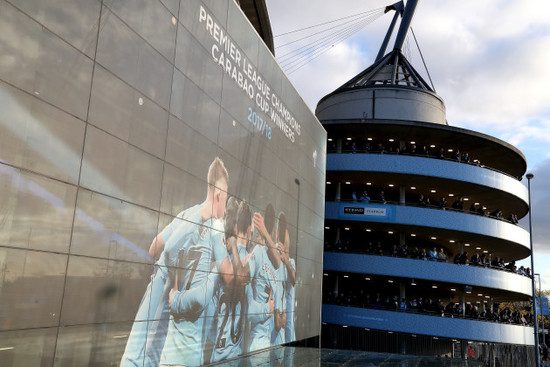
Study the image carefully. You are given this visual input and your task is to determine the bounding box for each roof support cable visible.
[411,27,436,92]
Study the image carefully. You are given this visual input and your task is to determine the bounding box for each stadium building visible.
[0,0,325,365]
[319,1,535,365]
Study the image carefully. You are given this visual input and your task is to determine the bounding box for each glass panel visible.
[71,189,159,264]
[54,322,131,366]
[175,23,223,103]
[8,0,100,57]
[0,81,86,184]
[170,69,220,144]
[160,163,208,218]
[60,256,152,325]
[0,248,67,330]
[80,125,164,210]
[0,1,94,120]
[88,65,169,159]
[104,0,177,61]
[165,115,218,179]
[96,6,172,109]
[0,327,57,367]
[0,166,77,253]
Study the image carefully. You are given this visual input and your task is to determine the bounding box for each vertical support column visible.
[336,138,342,153]
[334,275,339,298]
[399,232,405,246]
[335,182,341,201]
[400,185,406,205]
[335,227,341,245]
[399,282,406,300]
[459,290,466,318]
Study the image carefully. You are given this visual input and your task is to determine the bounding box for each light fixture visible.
[483,250,488,253]
[388,184,394,187]
[410,141,416,144]
[476,247,481,250]
[411,280,416,286]
[474,202,479,206]
[477,293,483,297]
[368,138,373,141]
[433,337,439,340]
[389,139,394,142]
[430,144,436,148]
[411,186,416,190]
[344,275,349,278]
[365,277,370,281]
[448,193,454,197]
[448,149,453,152]
[465,243,471,247]
[451,288,456,291]
[324,226,330,229]
[431,236,437,240]
[326,181,331,184]
[432,285,438,289]
[323,273,328,276]
[449,240,455,243]
[344,227,350,230]
[366,182,372,185]
[388,231,394,234]
[328,138,333,141]
[366,229,371,232]
[431,189,436,193]
[412,334,417,338]
[346,137,352,141]
[463,198,469,201]
[365,328,370,331]
[388,280,394,283]
[343,325,348,328]
[345,181,351,184]
[411,233,416,237]
[485,295,490,298]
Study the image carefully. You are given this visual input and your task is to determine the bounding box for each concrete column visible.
[335,182,341,201]
[400,186,406,205]
[334,275,339,297]
[336,138,342,153]
[335,227,341,244]
[458,242,464,255]
[399,282,406,300]
[400,232,405,246]
[460,291,466,318]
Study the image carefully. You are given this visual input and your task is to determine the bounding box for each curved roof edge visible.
[237,0,274,54]
[322,118,527,169]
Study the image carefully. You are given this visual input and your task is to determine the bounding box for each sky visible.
[265,0,550,291]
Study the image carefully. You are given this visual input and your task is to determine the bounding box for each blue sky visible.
[266,0,550,290]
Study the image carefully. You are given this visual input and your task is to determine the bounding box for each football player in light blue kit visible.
[159,159,242,367]
[271,212,287,345]
[210,200,253,362]
[245,204,282,352]
[281,229,296,343]
[120,157,230,367]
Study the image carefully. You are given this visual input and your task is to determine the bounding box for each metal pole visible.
[537,274,545,346]
[393,0,419,52]
[375,1,404,61]
[527,173,540,367]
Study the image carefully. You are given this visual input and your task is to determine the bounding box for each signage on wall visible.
[199,6,302,143]
[343,206,387,217]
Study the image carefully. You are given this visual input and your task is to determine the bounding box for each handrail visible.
[326,199,519,225]
[323,250,533,279]
[322,300,534,327]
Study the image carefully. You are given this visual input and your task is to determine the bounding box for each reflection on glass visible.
[0,165,77,253]
[0,248,67,331]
